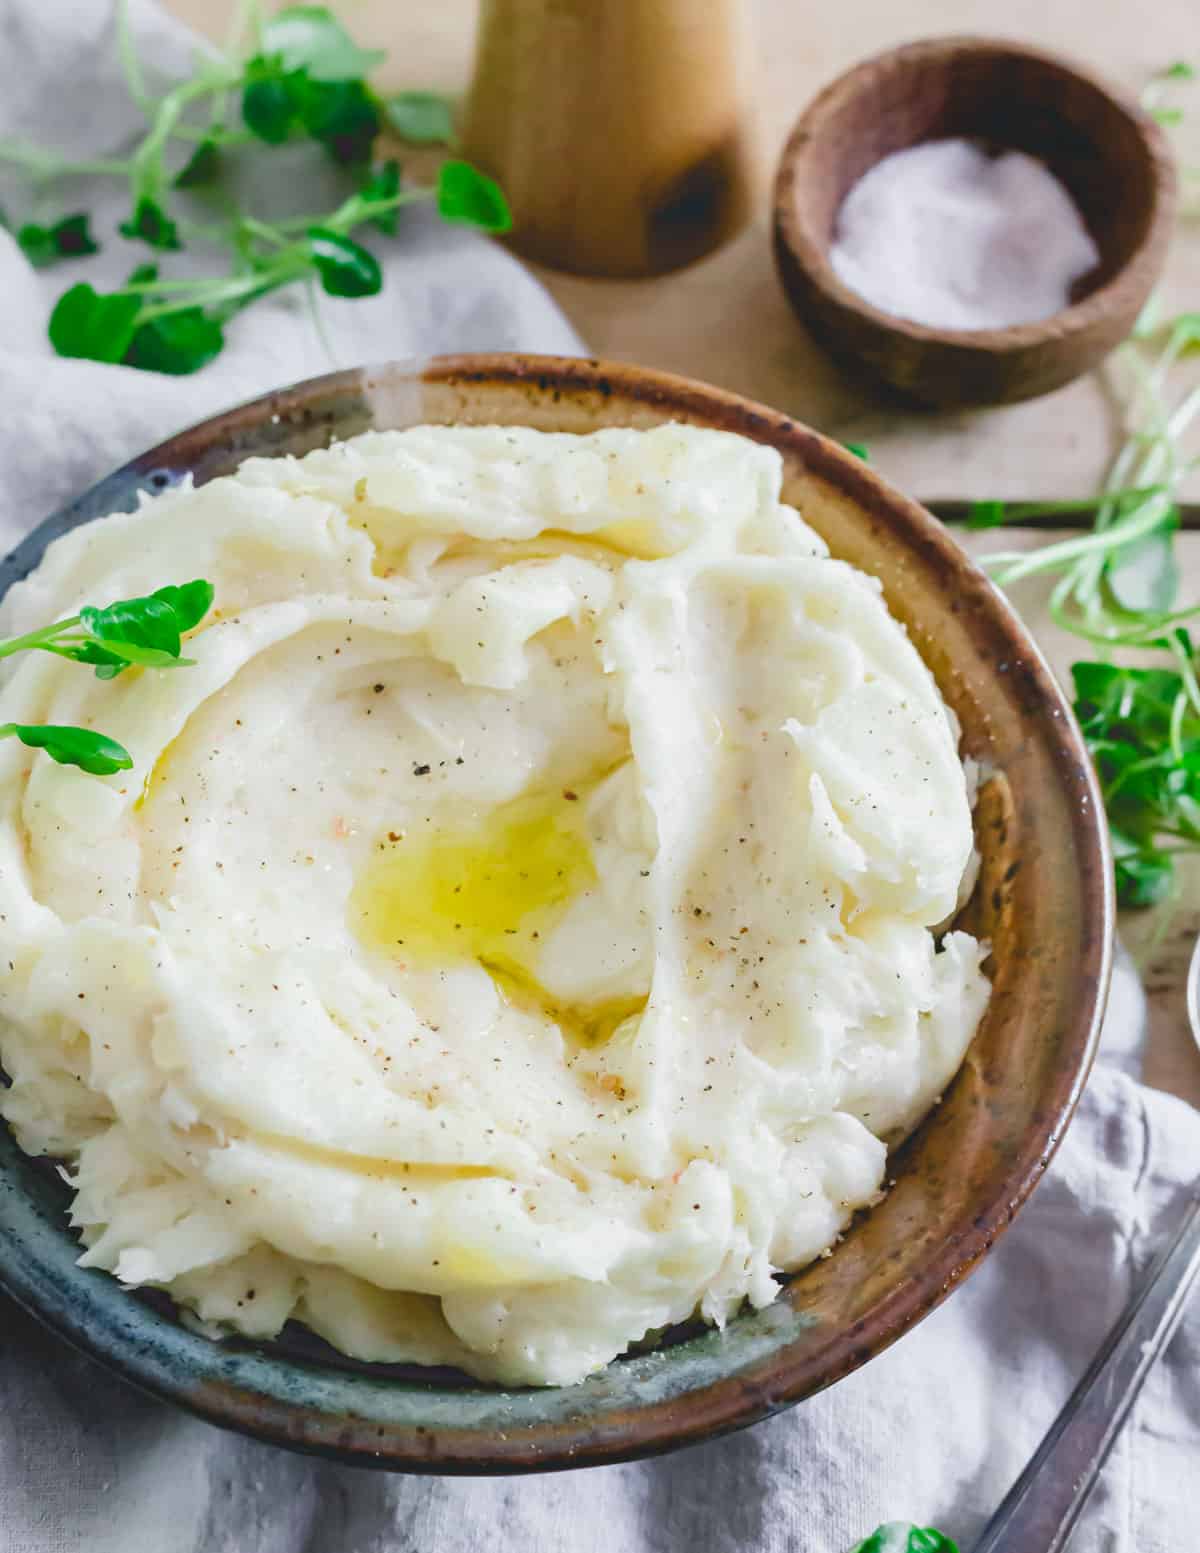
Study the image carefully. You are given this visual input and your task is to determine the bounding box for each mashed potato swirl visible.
[0,425,988,1385]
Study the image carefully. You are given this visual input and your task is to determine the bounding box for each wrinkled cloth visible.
[0,1,584,539]
[1,5,1198,1552]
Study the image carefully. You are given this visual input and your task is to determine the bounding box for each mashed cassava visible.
[0,424,989,1385]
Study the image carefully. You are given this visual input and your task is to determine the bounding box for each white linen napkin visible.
[1,7,1198,1552]
[0,1,585,538]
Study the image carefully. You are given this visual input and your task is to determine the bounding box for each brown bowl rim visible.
[772,34,1178,354]
[0,354,1112,1471]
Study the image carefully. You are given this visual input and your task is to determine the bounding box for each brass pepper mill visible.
[460,0,756,278]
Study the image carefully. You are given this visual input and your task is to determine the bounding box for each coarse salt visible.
[828,138,1101,332]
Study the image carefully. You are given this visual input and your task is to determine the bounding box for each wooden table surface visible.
[170,0,1200,1109]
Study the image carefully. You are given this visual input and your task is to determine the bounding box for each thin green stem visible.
[132,281,259,323]
[1106,754,1174,804]
[131,249,311,326]
[176,217,241,245]
[985,497,1174,585]
[1068,614,1200,651]
[1169,690,1187,763]
[115,0,154,116]
[0,141,130,180]
[234,0,265,55]
[115,273,259,296]
[0,616,80,660]
[304,275,338,367]
[238,215,290,248]
[271,188,431,237]
[129,65,241,202]
[169,123,254,147]
[969,487,1168,527]
[335,190,433,231]
[207,0,260,132]
[1171,632,1200,719]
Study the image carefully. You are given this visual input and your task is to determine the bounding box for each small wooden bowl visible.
[773,37,1177,407]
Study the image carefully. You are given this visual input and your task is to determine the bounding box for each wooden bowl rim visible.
[772,34,1179,354]
[0,355,1112,1472]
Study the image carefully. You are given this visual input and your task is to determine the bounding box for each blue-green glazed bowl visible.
[0,356,1111,1471]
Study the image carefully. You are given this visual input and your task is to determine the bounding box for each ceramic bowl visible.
[0,355,1111,1471]
[773,37,1177,407]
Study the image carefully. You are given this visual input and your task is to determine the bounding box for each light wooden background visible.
[168,0,1200,1107]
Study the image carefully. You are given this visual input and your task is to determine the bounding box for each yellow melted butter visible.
[353,786,593,963]
[435,1241,543,1287]
[476,524,664,562]
[133,731,180,812]
[253,1130,499,1184]
[358,520,665,579]
[351,783,646,1046]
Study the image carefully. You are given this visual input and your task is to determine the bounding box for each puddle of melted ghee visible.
[133,732,180,812]
[363,523,665,580]
[483,960,647,1049]
[351,784,646,1045]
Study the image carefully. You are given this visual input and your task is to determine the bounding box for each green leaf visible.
[0,723,133,776]
[1112,838,1175,908]
[1072,660,1136,721]
[385,91,454,145]
[174,136,222,188]
[436,159,511,233]
[124,309,225,375]
[17,224,58,267]
[50,638,142,676]
[1071,655,1200,907]
[841,440,870,462]
[151,580,215,633]
[360,158,402,233]
[1161,61,1196,80]
[76,579,214,677]
[848,1524,959,1553]
[907,1533,957,1553]
[296,77,381,164]
[81,587,191,652]
[306,227,382,297]
[1,581,214,680]
[119,196,182,252]
[242,71,300,143]
[1166,313,1200,354]
[51,214,99,259]
[242,9,384,160]
[1107,520,1180,614]
[126,262,159,286]
[260,6,385,82]
[48,283,141,364]
[16,213,100,269]
[86,640,192,674]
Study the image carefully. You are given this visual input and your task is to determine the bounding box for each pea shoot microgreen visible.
[969,63,1200,907]
[6,212,100,269]
[0,725,134,777]
[847,1523,958,1553]
[0,2,507,376]
[1143,60,1197,128]
[0,580,213,777]
[385,92,455,147]
[975,303,1200,907]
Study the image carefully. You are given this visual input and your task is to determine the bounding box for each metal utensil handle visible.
[972,1192,1200,1553]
